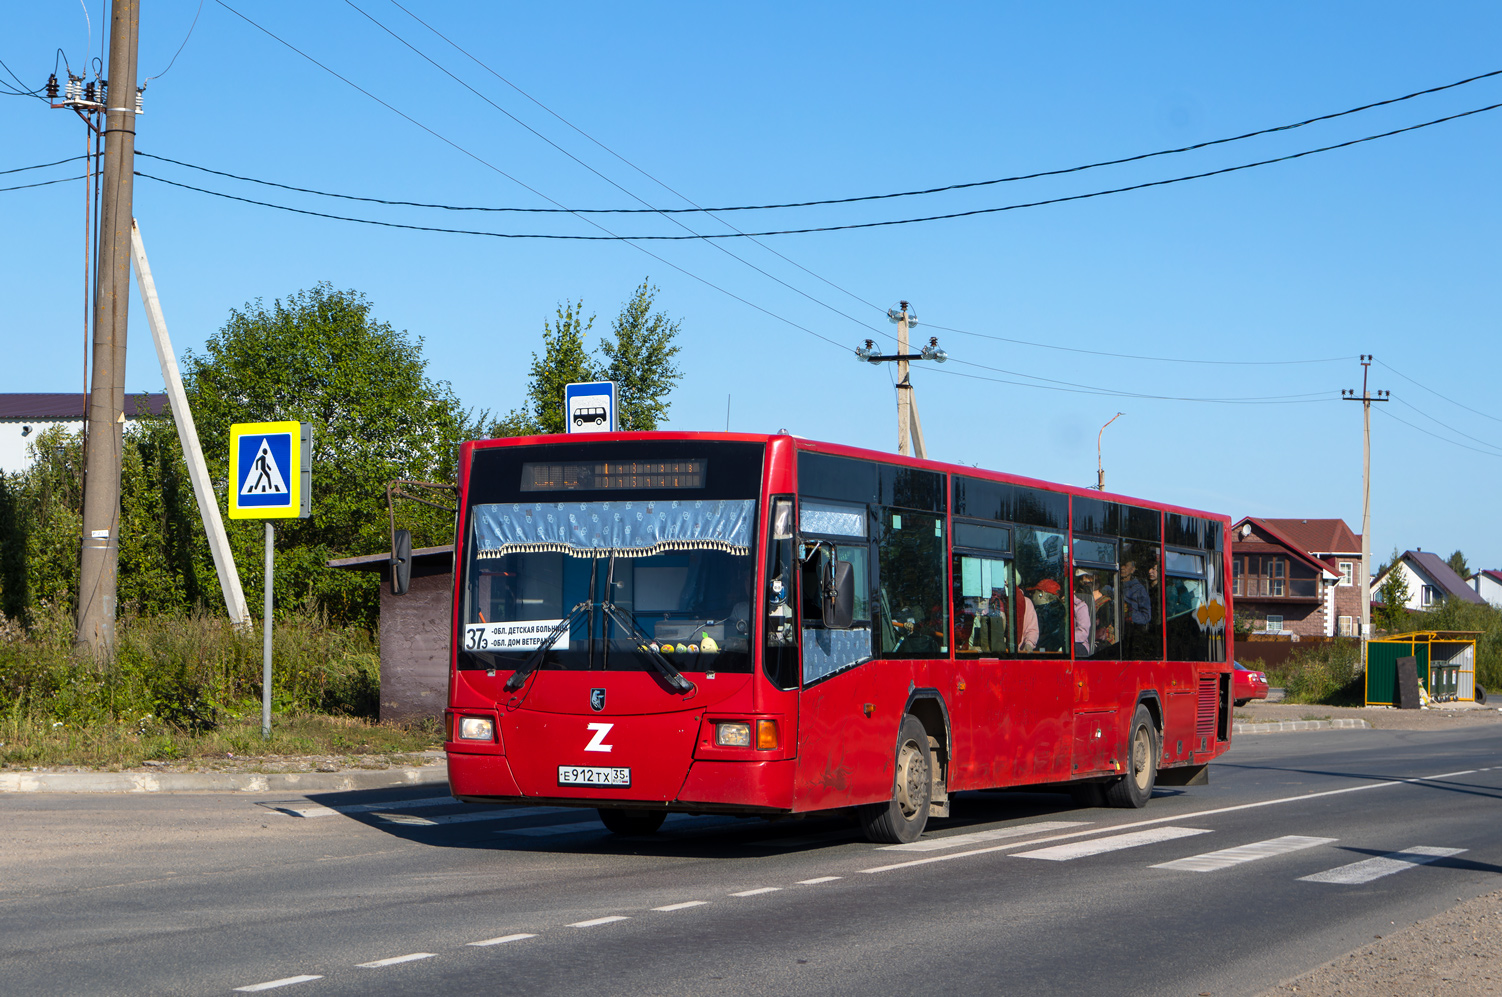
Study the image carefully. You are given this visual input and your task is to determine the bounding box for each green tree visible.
[1447,549,1470,579]
[182,284,480,626]
[1375,549,1412,633]
[492,281,684,436]
[599,280,683,431]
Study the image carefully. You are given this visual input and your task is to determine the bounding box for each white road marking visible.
[879,821,1091,852]
[860,768,1483,874]
[1014,826,1212,861]
[1152,835,1336,872]
[377,809,579,827]
[356,953,436,968]
[1300,846,1467,885]
[798,876,841,885]
[730,887,781,896]
[653,901,710,911]
[234,976,323,992]
[264,795,464,818]
[570,916,630,927]
[496,822,600,837]
[467,933,537,946]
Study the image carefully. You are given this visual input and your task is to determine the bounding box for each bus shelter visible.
[1366,631,1482,706]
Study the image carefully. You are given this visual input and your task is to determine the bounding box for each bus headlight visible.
[458,716,495,741]
[714,721,752,747]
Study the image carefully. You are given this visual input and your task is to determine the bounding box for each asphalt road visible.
[3,727,1500,997]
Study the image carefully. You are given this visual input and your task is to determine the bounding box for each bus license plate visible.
[558,765,631,787]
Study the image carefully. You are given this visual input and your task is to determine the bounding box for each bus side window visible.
[877,509,947,657]
[1013,526,1068,654]
[953,554,1013,655]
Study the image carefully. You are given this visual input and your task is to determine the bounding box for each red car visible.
[1234,661,1270,706]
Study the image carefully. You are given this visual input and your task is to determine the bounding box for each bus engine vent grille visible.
[1196,674,1219,739]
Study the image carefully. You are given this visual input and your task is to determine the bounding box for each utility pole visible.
[1342,355,1388,647]
[855,303,947,458]
[76,0,140,654]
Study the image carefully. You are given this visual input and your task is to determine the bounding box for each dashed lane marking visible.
[1012,826,1213,862]
[798,877,841,884]
[570,916,631,928]
[730,887,781,897]
[1299,846,1468,885]
[1152,835,1337,872]
[234,976,323,992]
[859,768,1488,875]
[356,953,436,968]
[467,933,537,947]
[878,821,1090,852]
[653,901,710,911]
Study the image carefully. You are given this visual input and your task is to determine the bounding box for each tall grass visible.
[1276,641,1365,706]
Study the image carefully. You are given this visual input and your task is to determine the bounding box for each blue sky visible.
[4,2,1500,573]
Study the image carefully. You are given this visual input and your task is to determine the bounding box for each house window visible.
[1339,561,1353,587]
[1232,557,1242,596]
[1338,615,1354,636]
[1266,615,1283,633]
[1422,584,1437,607]
[1272,559,1284,597]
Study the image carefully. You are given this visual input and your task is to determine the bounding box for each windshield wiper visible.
[501,600,591,692]
[601,602,696,695]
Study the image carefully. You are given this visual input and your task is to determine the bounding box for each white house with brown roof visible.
[0,393,167,472]
[1471,569,1502,609]
[1372,550,1486,612]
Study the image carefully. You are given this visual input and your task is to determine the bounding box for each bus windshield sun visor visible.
[470,499,756,559]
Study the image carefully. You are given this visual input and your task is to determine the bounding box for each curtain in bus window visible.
[954,554,1015,655]
[876,510,947,658]
[802,628,874,685]
[799,499,867,539]
[1014,526,1068,654]
[470,499,755,558]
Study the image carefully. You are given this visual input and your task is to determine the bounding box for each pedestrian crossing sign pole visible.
[228,421,313,738]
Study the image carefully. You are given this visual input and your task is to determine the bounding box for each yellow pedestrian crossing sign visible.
[229,421,312,519]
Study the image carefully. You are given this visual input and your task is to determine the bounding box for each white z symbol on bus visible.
[584,722,614,753]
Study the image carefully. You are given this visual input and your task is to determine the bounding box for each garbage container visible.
[1431,662,1459,702]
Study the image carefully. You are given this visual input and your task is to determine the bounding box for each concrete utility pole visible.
[855,304,946,458]
[76,0,140,654]
[1342,355,1388,645]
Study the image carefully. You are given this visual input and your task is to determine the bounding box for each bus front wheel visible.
[858,715,932,844]
[598,808,666,836]
[1104,705,1159,809]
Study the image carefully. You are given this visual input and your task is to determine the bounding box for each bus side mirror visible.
[823,558,855,629]
[391,528,412,596]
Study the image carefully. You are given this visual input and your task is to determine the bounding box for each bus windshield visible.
[458,442,766,675]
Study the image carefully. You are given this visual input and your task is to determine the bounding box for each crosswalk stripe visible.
[1299,846,1467,885]
[375,809,577,827]
[266,795,460,818]
[879,821,1091,852]
[1152,835,1336,872]
[1014,826,1212,861]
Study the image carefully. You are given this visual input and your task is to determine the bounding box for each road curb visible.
[0,765,448,794]
[1233,719,1373,735]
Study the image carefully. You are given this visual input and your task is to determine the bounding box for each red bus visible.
[443,432,1233,843]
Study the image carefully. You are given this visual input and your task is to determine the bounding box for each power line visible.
[1,155,87,176]
[144,0,206,85]
[1392,396,1502,454]
[340,0,888,341]
[1376,359,1502,425]
[1377,407,1502,458]
[209,0,863,358]
[1,174,88,194]
[923,321,1351,367]
[140,99,1502,241]
[923,362,1339,404]
[939,351,1336,401]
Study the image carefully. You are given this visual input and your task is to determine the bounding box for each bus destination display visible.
[520,459,706,491]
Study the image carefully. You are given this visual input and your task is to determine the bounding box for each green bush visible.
[0,606,381,726]
[1404,599,1502,693]
[1281,641,1364,706]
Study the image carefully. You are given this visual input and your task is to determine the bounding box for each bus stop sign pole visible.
[228,421,313,738]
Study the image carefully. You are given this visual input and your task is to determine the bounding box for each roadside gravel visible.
[1236,699,1502,731]
[1259,888,1502,996]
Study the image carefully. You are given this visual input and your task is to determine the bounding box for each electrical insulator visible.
[83,81,96,103]
[46,74,59,99]
[98,80,108,106]
[65,76,81,101]
[135,87,144,114]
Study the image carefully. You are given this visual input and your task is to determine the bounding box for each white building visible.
[1371,549,1486,612]
[0,393,167,473]
[1471,570,1502,609]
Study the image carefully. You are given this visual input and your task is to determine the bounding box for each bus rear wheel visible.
[858,715,932,844]
[1104,705,1158,809]
[598,808,666,836]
